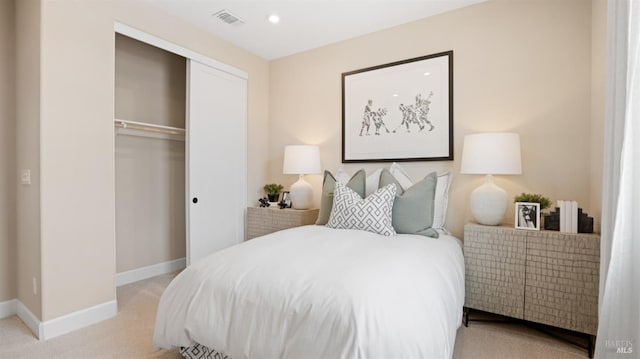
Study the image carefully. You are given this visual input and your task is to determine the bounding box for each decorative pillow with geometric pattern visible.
[326,181,397,236]
[316,169,366,225]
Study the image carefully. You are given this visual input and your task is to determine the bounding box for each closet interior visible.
[113,25,248,287]
[114,33,187,280]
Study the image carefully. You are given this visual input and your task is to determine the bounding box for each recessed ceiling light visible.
[393,94,399,97]
[424,72,431,76]
[267,14,280,24]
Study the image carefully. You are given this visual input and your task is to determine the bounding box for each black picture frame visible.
[342,51,454,163]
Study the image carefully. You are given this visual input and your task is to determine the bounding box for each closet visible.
[114,24,247,282]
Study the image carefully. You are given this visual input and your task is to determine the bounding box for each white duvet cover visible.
[153,225,465,358]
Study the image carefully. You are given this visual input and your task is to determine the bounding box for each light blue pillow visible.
[379,169,439,238]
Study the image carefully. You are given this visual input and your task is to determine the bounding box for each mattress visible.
[154,225,465,358]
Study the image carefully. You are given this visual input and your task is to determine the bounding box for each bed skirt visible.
[180,344,230,359]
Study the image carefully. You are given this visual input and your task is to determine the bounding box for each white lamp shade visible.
[460,133,522,175]
[461,132,521,226]
[283,145,321,175]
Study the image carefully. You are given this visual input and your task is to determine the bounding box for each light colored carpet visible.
[0,273,181,359]
[0,272,587,358]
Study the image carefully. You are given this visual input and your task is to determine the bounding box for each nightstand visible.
[247,207,319,239]
[463,223,600,357]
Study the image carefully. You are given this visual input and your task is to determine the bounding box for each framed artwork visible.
[342,51,453,163]
[515,202,541,231]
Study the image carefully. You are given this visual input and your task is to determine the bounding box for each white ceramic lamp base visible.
[470,175,508,226]
[289,174,313,210]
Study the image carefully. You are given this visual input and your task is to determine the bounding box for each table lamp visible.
[460,132,522,225]
[283,145,321,210]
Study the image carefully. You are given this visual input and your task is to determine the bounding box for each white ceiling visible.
[148,0,486,60]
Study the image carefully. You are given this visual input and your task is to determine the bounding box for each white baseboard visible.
[116,257,185,287]
[39,300,117,340]
[4,259,182,340]
[0,299,17,319]
[16,300,42,339]
[14,299,118,341]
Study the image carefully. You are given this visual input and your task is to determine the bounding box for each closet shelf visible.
[114,119,185,141]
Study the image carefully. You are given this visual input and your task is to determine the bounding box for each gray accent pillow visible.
[316,169,366,225]
[379,169,439,238]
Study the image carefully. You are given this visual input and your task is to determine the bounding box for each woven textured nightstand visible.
[247,207,319,239]
[463,223,600,356]
[464,223,600,334]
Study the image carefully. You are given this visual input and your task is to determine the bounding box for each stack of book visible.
[557,200,578,233]
[543,202,594,233]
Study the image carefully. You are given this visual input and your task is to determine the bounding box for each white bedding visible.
[153,225,465,358]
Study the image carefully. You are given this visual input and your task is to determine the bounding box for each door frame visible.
[114,23,248,80]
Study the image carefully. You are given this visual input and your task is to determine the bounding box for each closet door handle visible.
[192,197,198,204]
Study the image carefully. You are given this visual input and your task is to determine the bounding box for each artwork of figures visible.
[359,99,391,136]
[342,51,453,162]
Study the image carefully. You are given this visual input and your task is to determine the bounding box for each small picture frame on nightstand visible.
[280,191,292,208]
[515,202,540,230]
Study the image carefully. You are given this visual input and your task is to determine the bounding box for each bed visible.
[153,224,465,358]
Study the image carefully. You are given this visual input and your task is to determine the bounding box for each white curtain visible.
[596,0,640,357]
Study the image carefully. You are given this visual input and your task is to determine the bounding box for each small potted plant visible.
[513,193,552,212]
[263,183,284,203]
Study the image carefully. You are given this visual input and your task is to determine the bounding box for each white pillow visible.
[387,163,414,190]
[389,162,452,230]
[327,181,397,236]
[335,168,383,197]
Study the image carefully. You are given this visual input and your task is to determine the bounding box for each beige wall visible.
[115,34,186,273]
[0,0,17,303]
[16,0,42,318]
[590,0,607,233]
[38,0,269,320]
[115,34,186,128]
[6,0,604,324]
[269,0,597,239]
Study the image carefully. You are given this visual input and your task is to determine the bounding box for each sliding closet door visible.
[186,59,247,265]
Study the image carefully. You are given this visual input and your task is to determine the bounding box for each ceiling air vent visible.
[212,10,245,26]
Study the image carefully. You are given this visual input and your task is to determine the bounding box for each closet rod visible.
[114,119,185,136]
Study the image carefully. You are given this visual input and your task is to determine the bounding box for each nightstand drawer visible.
[247,207,319,239]
[524,231,599,334]
[464,224,526,319]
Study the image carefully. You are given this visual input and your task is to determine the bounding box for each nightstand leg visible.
[463,307,470,327]
[588,335,595,358]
